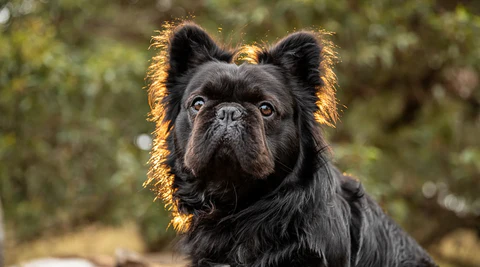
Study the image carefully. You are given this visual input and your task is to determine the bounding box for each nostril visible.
[218,109,226,120]
[231,109,241,121]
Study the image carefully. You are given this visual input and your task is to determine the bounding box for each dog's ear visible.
[257,31,338,126]
[257,32,323,90]
[162,23,233,128]
[168,23,233,76]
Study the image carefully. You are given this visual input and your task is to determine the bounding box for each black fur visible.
[158,23,437,267]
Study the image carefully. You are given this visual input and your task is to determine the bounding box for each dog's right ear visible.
[161,23,232,129]
[168,23,233,76]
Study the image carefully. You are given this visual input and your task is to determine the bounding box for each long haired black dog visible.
[146,22,437,267]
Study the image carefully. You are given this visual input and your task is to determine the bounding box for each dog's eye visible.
[259,103,274,117]
[192,97,205,111]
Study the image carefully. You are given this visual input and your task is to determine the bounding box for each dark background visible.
[0,0,479,266]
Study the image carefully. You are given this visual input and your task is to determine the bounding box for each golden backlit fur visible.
[144,21,338,232]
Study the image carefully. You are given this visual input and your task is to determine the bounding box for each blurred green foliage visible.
[0,0,175,249]
[0,0,479,263]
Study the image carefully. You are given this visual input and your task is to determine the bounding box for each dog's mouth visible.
[183,113,275,179]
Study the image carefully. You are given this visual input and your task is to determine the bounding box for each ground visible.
[6,222,480,267]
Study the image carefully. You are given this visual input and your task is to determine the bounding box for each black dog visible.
[147,22,437,267]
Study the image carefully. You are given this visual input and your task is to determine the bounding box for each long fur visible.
[146,22,437,267]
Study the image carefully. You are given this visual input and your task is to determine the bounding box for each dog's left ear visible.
[257,32,323,90]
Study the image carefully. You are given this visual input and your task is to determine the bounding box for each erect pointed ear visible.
[168,23,233,76]
[256,31,338,126]
[257,32,324,89]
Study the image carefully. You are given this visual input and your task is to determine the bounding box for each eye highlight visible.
[259,102,274,117]
[191,97,205,112]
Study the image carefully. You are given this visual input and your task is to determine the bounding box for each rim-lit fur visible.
[145,22,437,267]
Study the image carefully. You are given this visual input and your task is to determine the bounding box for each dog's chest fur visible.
[177,166,436,267]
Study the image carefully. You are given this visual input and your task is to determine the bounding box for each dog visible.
[146,22,437,267]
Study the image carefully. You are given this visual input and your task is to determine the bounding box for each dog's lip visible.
[211,132,238,155]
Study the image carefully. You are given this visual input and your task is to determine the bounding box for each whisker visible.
[273,157,294,173]
[232,182,238,213]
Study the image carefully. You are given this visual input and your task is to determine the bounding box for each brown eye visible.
[192,97,205,111]
[259,103,274,117]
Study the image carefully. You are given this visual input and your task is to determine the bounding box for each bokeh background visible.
[0,0,479,266]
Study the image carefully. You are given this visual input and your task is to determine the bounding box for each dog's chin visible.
[184,139,275,179]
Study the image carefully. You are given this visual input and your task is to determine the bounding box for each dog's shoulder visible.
[332,167,438,267]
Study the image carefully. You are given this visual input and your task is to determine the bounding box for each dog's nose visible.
[217,106,242,124]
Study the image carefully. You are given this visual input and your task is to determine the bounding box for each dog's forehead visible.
[187,62,289,100]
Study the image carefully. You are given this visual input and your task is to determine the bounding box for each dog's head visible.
[151,23,336,180]
[147,23,337,224]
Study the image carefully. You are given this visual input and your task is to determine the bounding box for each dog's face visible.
[176,62,298,179]
[159,23,336,183]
